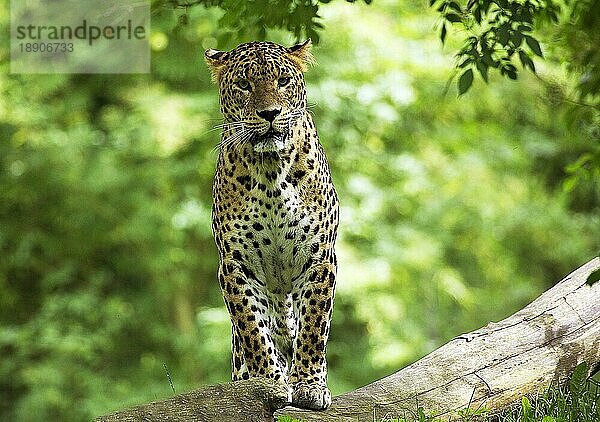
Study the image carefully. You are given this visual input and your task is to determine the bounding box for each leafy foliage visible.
[499,364,600,422]
[428,0,599,209]
[151,0,372,44]
[277,416,304,422]
[429,0,600,103]
[431,0,558,94]
[155,0,600,103]
[560,0,600,101]
[587,268,600,286]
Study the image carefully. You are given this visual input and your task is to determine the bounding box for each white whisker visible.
[213,126,248,152]
[216,125,255,153]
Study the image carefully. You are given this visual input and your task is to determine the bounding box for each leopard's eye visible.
[236,79,251,91]
[278,77,291,88]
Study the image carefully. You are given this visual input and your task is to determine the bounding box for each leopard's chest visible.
[216,178,318,293]
[213,171,320,294]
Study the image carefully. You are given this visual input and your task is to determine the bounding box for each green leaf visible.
[510,30,523,47]
[496,25,510,45]
[474,6,482,24]
[501,63,518,80]
[482,0,491,14]
[448,1,462,13]
[521,7,533,24]
[459,58,473,68]
[481,50,496,67]
[277,416,303,422]
[525,35,543,57]
[521,396,533,421]
[569,362,588,396]
[440,23,447,43]
[518,50,535,72]
[476,61,489,82]
[445,13,463,23]
[587,268,600,286]
[458,68,474,95]
[517,24,532,32]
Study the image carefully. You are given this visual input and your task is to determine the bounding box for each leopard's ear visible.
[204,49,227,83]
[287,39,315,72]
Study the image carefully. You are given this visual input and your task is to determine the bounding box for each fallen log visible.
[96,378,288,422]
[96,257,600,422]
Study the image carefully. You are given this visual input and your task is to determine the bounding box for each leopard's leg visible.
[268,293,298,380]
[218,261,292,404]
[289,258,336,410]
[231,326,249,381]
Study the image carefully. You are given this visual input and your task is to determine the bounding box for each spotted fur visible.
[205,40,338,410]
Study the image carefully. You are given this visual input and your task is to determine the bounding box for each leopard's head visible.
[205,40,313,153]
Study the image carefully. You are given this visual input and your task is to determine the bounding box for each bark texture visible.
[96,257,600,422]
[95,378,288,422]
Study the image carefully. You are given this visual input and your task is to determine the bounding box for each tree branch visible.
[95,257,600,422]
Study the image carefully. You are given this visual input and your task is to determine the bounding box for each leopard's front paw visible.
[268,379,293,410]
[249,377,292,411]
[291,381,332,410]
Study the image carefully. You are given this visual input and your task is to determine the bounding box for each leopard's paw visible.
[269,380,293,410]
[291,381,332,410]
[250,377,292,411]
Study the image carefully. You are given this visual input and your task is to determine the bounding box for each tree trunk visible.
[96,257,600,422]
[95,378,289,422]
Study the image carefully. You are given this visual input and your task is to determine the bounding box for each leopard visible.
[204,40,339,410]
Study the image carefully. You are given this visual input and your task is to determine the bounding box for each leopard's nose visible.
[256,108,281,123]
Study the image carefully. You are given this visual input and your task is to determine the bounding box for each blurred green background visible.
[1,0,598,420]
